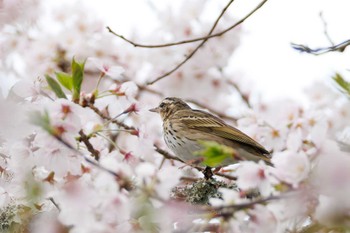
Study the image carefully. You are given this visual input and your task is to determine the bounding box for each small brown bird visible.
[150,97,271,167]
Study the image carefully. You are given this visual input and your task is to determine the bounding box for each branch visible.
[107,0,233,49]
[291,39,350,55]
[226,80,252,108]
[136,83,163,96]
[211,195,280,212]
[154,145,184,162]
[213,170,237,181]
[40,127,134,190]
[87,103,136,131]
[147,0,267,85]
[107,0,268,49]
[154,144,237,180]
[83,156,133,191]
[78,130,100,160]
[48,197,61,211]
[146,0,236,85]
[288,12,347,56]
[319,12,335,46]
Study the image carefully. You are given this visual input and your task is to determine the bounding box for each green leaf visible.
[45,75,67,99]
[71,57,86,102]
[29,110,54,135]
[196,141,236,167]
[333,73,350,96]
[55,72,73,91]
[25,175,43,202]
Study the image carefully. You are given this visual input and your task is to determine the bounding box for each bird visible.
[149,97,271,170]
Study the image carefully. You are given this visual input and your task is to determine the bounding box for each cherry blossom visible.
[1,0,350,232]
[271,150,310,187]
[235,161,274,196]
[88,57,124,80]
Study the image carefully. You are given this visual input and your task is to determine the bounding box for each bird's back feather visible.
[176,109,270,157]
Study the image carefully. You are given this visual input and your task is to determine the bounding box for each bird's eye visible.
[159,103,165,108]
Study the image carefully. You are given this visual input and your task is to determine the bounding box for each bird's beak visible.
[149,107,159,113]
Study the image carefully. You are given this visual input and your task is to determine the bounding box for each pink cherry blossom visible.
[235,161,273,196]
[271,150,310,187]
[89,57,124,80]
[1,0,350,231]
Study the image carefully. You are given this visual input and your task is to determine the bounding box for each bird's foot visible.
[203,166,214,180]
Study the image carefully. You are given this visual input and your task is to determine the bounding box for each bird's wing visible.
[179,110,269,155]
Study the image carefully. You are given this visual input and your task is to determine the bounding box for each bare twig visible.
[137,83,163,96]
[146,0,236,85]
[82,157,120,179]
[41,128,134,190]
[154,145,184,162]
[108,0,269,85]
[291,39,350,55]
[87,103,136,131]
[48,197,61,211]
[107,0,268,49]
[154,144,237,180]
[319,12,335,46]
[106,0,233,50]
[291,12,349,55]
[213,171,237,181]
[78,130,100,160]
[180,176,200,182]
[211,195,280,212]
[226,80,252,108]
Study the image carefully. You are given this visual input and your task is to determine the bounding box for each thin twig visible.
[48,197,61,211]
[87,103,136,131]
[211,195,280,212]
[154,144,237,180]
[146,0,235,85]
[291,13,349,55]
[291,39,350,55]
[106,0,233,49]
[42,128,133,190]
[180,176,200,182]
[107,0,268,49]
[83,157,121,179]
[154,145,184,162]
[137,83,163,96]
[78,130,100,160]
[83,156,134,191]
[213,171,237,180]
[226,80,252,108]
[108,0,269,85]
[319,12,335,46]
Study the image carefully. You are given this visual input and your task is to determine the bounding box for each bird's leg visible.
[203,166,214,180]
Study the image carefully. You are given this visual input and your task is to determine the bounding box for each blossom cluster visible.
[1,0,350,232]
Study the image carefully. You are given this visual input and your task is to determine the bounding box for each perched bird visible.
[150,97,271,168]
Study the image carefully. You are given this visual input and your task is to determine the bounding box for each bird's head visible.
[149,97,190,120]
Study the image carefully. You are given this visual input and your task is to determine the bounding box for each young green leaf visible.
[45,75,67,99]
[29,110,54,135]
[71,57,86,102]
[196,141,236,167]
[55,72,73,91]
[333,73,350,96]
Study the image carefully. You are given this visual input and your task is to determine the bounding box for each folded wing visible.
[180,110,270,156]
